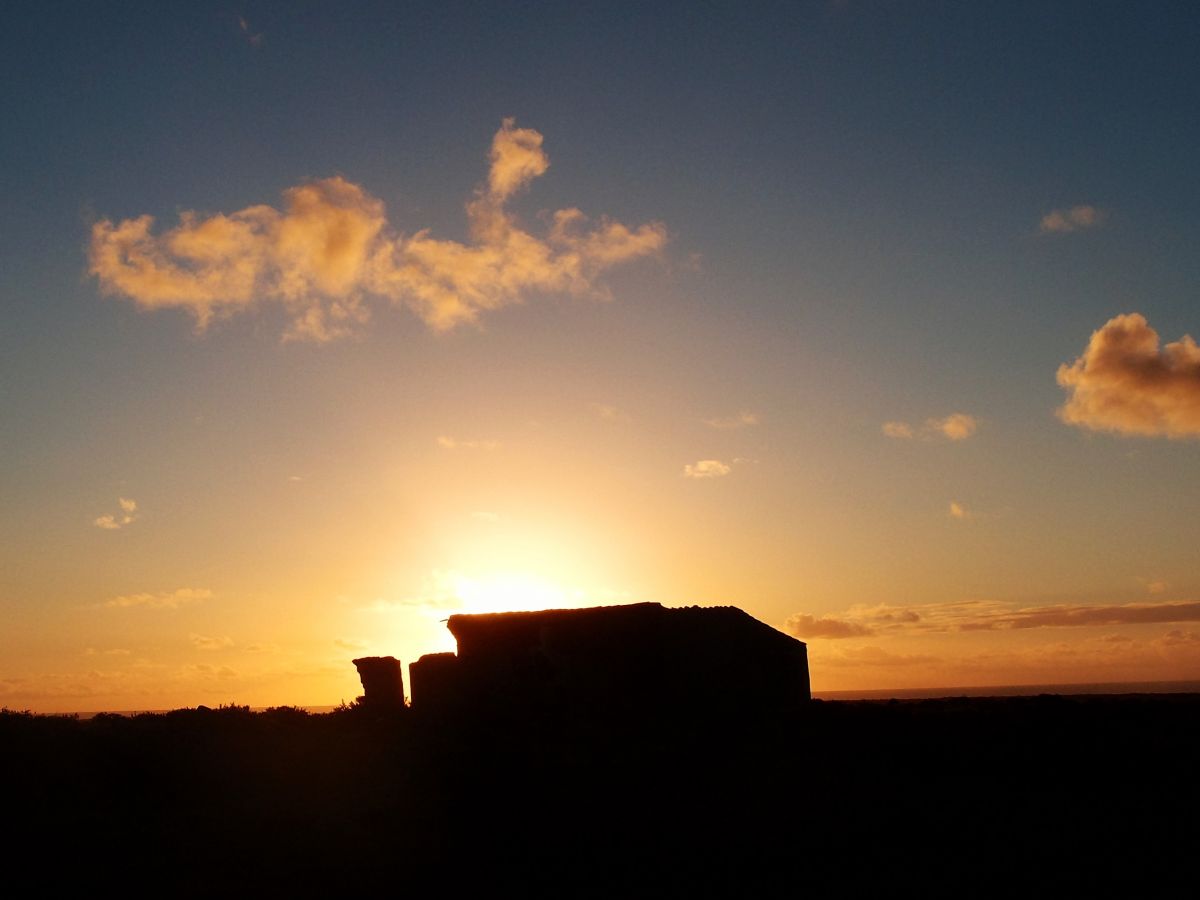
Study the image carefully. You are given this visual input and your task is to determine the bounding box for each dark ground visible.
[4,694,1197,895]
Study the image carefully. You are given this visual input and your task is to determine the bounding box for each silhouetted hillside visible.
[3,695,1196,894]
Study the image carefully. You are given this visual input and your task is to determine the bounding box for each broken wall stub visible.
[352,656,406,710]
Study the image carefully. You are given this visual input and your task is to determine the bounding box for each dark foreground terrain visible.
[4,694,1197,895]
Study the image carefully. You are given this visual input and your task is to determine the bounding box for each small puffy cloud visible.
[89,119,667,341]
[1039,205,1105,234]
[1146,580,1168,595]
[703,411,759,430]
[929,413,977,441]
[1057,313,1200,438]
[437,435,499,450]
[948,501,969,520]
[190,633,233,650]
[882,414,977,441]
[334,638,367,651]
[93,496,138,530]
[683,459,731,479]
[104,587,212,609]
[245,642,280,653]
[784,614,874,640]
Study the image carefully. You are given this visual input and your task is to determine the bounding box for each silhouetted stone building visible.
[352,655,406,710]
[408,602,808,720]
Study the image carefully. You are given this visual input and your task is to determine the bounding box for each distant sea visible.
[813,680,1200,700]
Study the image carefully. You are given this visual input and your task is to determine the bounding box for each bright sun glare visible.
[444,571,593,616]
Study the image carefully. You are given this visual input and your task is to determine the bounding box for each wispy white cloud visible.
[89,119,667,341]
[437,435,499,451]
[882,421,914,439]
[1039,204,1105,234]
[682,459,731,479]
[592,403,631,423]
[1057,313,1200,437]
[103,587,212,609]
[703,411,759,430]
[190,633,234,650]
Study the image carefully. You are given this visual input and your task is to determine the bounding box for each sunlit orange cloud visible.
[1038,204,1105,234]
[703,411,759,429]
[89,119,667,341]
[102,587,211,609]
[1057,313,1200,437]
[787,599,1200,639]
[881,413,977,441]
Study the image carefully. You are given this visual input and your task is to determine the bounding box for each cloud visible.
[103,588,212,609]
[334,638,367,651]
[1146,580,1168,595]
[437,435,499,451]
[929,413,977,441]
[703,411,759,430]
[236,15,263,47]
[683,459,731,479]
[882,413,977,441]
[784,614,874,639]
[190,633,234,650]
[948,501,969,520]
[791,598,1200,637]
[1156,629,1200,648]
[93,496,138,530]
[592,403,631,423]
[995,601,1200,631]
[1039,205,1105,234]
[785,604,922,640]
[1056,313,1200,437]
[89,119,667,341]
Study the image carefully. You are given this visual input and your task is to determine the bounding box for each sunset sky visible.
[3,3,1200,711]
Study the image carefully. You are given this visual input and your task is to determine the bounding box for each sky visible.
[3,1,1199,711]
